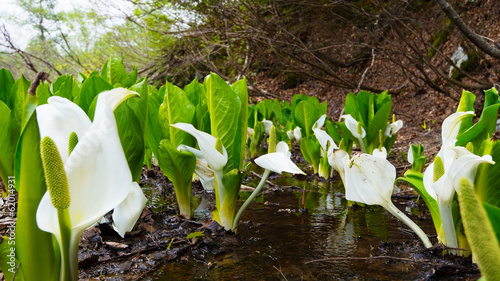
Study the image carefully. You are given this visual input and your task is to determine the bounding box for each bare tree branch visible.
[435,0,500,59]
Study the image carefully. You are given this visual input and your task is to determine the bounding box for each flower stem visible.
[232,169,271,231]
[57,208,76,281]
[438,200,458,254]
[385,201,433,248]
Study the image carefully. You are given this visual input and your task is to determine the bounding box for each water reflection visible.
[151,175,434,280]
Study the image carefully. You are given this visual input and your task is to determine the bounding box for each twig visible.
[273,265,289,281]
[305,255,429,264]
[355,48,376,94]
[250,171,277,186]
[28,72,50,95]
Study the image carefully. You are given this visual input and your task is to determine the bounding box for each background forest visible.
[1,0,500,100]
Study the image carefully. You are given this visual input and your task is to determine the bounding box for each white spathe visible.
[171,123,228,172]
[340,152,433,248]
[384,120,403,137]
[262,119,273,135]
[36,88,148,278]
[254,141,305,175]
[341,114,366,152]
[341,114,366,139]
[342,153,395,206]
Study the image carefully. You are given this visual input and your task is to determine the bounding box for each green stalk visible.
[174,180,191,218]
[57,209,74,281]
[385,201,433,248]
[438,199,458,254]
[232,169,271,231]
[318,157,330,179]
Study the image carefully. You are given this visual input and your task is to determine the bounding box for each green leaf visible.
[300,137,321,174]
[367,101,391,150]
[295,97,322,137]
[483,203,500,248]
[231,77,248,170]
[36,82,52,106]
[158,140,196,218]
[183,78,202,108]
[343,93,358,119]
[158,82,196,147]
[101,57,129,87]
[0,68,15,104]
[397,170,441,233]
[357,91,375,127]
[78,76,113,113]
[457,90,476,133]
[14,107,58,281]
[476,140,500,208]
[204,73,241,170]
[9,76,30,130]
[114,102,145,182]
[0,101,14,185]
[52,75,78,101]
[146,86,163,159]
[186,231,204,239]
[456,89,500,150]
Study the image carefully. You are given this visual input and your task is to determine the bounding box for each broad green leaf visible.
[290,94,308,116]
[0,101,13,185]
[374,91,391,111]
[357,91,375,127]
[146,86,163,159]
[204,73,241,170]
[183,78,202,108]
[476,140,500,208]
[0,68,15,104]
[397,170,441,233]
[343,93,359,119]
[36,82,52,105]
[295,97,322,137]
[127,78,149,136]
[14,104,58,281]
[456,89,500,150]
[158,140,197,218]
[52,75,78,100]
[231,77,248,170]
[122,66,138,88]
[101,57,128,87]
[114,103,145,182]
[484,203,500,248]
[159,82,196,147]
[325,119,342,144]
[300,137,321,174]
[367,101,391,149]
[78,75,113,113]
[457,90,476,132]
[183,79,203,128]
[10,76,30,130]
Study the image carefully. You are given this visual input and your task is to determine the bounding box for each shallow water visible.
[148,177,436,280]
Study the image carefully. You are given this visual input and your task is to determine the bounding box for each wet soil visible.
[73,162,480,280]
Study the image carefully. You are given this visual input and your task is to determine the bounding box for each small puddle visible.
[149,175,437,280]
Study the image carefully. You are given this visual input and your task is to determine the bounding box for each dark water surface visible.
[149,178,436,280]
